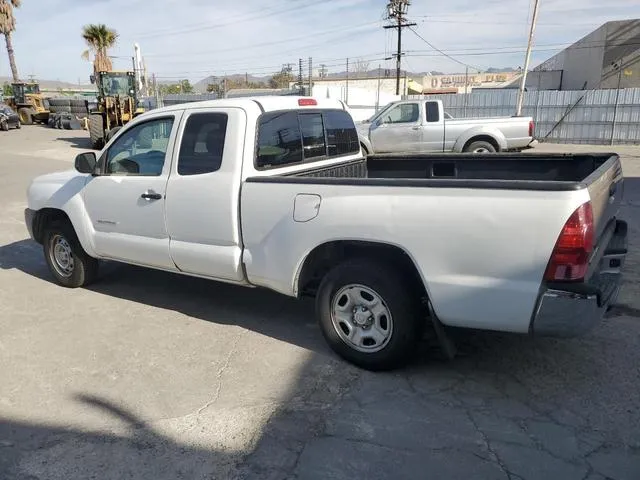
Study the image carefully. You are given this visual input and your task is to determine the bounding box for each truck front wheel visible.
[316,259,423,371]
[43,222,99,288]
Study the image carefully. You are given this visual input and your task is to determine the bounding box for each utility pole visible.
[376,63,381,112]
[384,0,416,95]
[308,57,313,96]
[611,57,625,146]
[152,73,159,108]
[298,58,304,95]
[516,0,541,116]
[345,57,349,104]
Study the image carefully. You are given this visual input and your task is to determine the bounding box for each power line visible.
[135,0,309,37]
[407,26,485,71]
[144,20,382,59]
[138,0,332,39]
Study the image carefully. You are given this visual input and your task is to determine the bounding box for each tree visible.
[81,24,118,73]
[269,66,294,89]
[0,0,21,82]
[159,79,193,95]
[2,81,12,96]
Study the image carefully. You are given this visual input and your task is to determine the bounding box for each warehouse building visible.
[533,19,640,90]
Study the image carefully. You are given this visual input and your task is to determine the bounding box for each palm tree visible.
[81,24,118,73]
[0,0,21,82]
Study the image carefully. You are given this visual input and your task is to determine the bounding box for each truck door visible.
[369,102,422,152]
[421,101,445,152]
[82,113,180,269]
[164,108,246,283]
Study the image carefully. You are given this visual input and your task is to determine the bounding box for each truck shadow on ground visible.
[55,135,93,150]
[2,237,640,478]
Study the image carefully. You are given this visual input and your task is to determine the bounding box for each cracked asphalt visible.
[1,128,639,479]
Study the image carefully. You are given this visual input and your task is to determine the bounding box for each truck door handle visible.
[411,126,422,130]
[141,192,162,200]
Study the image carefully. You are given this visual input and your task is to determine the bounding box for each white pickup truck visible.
[357,99,534,155]
[25,96,628,371]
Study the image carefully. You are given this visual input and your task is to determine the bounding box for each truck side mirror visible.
[75,152,97,174]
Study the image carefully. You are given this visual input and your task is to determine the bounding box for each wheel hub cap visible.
[50,234,75,278]
[331,284,393,353]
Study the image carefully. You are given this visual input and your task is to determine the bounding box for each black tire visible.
[0,120,8,131]
[18,108,34,125]
[43,221,99,288]
[89,113,105,150]
[463,140,496,154]
[106,126,122,141]
[15,121,21,130]
[316,259,424,371]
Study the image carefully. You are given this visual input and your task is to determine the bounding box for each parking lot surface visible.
[1,127,639,479]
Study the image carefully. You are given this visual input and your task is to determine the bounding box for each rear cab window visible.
[256,109,359,170]
[178,113,228,175]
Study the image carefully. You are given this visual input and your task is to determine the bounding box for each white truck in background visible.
[358,99,534,155]
[25,96,627,371]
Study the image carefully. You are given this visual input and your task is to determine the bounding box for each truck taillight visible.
[529,120,534,137]
[544,202,594,282]
[298,98,317,106]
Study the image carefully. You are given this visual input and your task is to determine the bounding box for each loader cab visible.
[12,82,41,105]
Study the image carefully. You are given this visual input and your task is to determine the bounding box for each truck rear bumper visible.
[531,220,628,337]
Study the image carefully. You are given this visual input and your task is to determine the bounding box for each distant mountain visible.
[193,74,272,92]
[0,76,87,90]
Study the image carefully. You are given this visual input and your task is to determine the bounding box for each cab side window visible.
[426,102,440,123]
[178,113,228,175]
[383,103,419,124]
[105,117,174,176]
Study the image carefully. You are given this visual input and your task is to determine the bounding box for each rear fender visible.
[453,127,507,153]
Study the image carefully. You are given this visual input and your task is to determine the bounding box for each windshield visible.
[24,84,40,94]
[100,74,135,97]
[365,102,397,123]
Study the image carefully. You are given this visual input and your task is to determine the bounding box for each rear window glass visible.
[257,112,303,168]
[324,110,359,156]
[426,102,440,123]
[256,109,358,169]
[178,113,228,175]
[299,113,326,159]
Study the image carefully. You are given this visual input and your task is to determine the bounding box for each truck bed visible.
[268,153,620,192]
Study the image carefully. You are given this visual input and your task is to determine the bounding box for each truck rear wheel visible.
[89,113,105,150]
[316,259,423,371]
[463,140,496,154]
[43,221,99,288]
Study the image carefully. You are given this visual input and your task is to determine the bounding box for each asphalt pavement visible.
[1,127,639,479]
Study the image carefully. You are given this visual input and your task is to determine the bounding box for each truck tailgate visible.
[585,155,624,244]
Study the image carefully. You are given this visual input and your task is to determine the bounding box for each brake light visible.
[544,202,594,282]
[529,120,534,137]
[298,98,317,106]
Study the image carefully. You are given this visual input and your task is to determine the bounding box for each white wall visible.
[312,84,400,121]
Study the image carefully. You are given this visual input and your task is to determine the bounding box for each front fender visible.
[453,126,508,152]
[358,134,374,155]
[27,172,97,257]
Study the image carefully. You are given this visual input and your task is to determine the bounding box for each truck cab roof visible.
[147,96,349,116]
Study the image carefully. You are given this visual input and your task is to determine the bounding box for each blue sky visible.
[3,0,638,83]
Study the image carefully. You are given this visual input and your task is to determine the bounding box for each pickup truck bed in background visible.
[357,99,534,155]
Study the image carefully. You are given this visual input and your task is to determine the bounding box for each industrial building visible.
[533,19,640,90]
